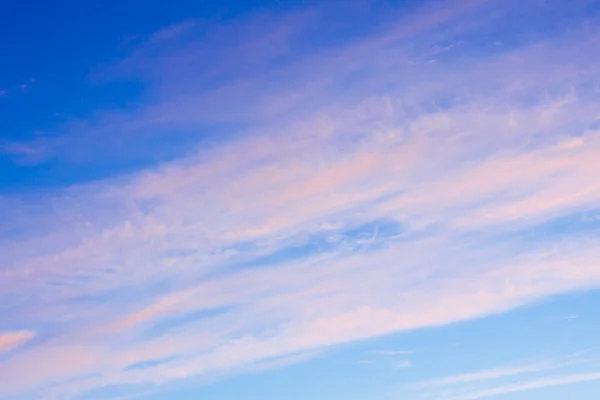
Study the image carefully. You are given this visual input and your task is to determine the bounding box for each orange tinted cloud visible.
[0,331,35,354]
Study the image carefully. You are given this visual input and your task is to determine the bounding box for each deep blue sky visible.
[1,0,305,190]
[1,0,420,191]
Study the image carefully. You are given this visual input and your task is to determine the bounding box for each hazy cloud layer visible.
[1,0,600,398]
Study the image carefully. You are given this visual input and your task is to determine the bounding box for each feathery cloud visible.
[1,0,600,398]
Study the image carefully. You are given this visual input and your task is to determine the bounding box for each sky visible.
[1,0,600,399]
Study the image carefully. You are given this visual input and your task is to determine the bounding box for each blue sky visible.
[1,0,600,399]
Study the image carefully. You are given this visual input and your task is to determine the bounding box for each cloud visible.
[396,360,412,369]
[0,331,35,354]
[357,349,416,368]
[443,372,600,400]
[7,0,586,165]
[371,350,417,356]
[404,354,600,399]
[1,0,600,398]
[414,363,561,388]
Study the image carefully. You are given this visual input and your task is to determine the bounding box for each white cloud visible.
[402,353,600,400]
[414,363,561,388]
[371,350,417,356]
[443,372,600,400]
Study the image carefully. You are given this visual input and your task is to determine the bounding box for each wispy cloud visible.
[1,0,600,398]
[371,350,418,356]
[442,372,600,400]
[0,331,35,355]
[404,353,600,399]
[356,349,416,368]
[414,362,562,388]
[396,360,413,369]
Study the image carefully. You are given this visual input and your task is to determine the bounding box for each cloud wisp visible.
[445,372,600,400]
[406,353,600,400]
[0,331,35,355]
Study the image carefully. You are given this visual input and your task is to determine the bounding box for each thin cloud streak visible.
[0,331,35,355]
[371,350,417,356]
[414,363,562,388]
[443,372,600,400]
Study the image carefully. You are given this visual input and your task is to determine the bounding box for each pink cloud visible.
[0,331,35,354]
[2,1,600,398]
